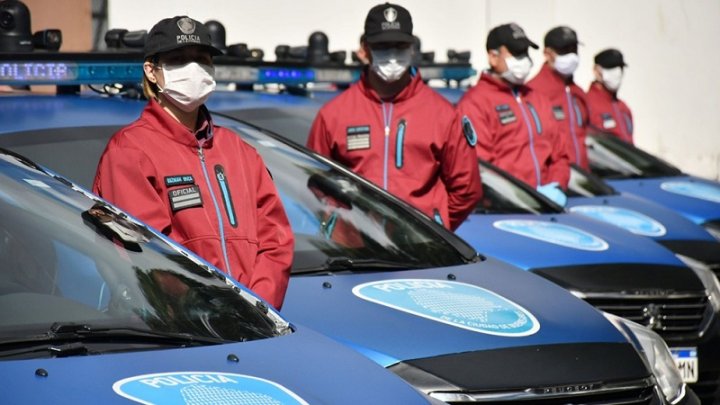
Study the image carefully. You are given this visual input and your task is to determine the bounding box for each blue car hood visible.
[606,175,720,225]
[0,327,429,404]
[282,258,626,367]
[456,212,684,271]
[566,191,717,242]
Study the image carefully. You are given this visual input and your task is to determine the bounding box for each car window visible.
[566,164,617,197]
[586,133,683,179]
[0,152,286,345]
[477,161,563,214]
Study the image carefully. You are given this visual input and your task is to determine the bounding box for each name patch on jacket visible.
[495,104,517,125]
[168,185,203,212]
[346,125,371,151]
[601,113,617,129]
[552,105,566,121]
[164,174,195,187]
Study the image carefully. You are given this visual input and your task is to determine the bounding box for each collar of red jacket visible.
[588,81,618,101]
[357,67,424,103]
[143,99,215,148]
[478,70,531,96]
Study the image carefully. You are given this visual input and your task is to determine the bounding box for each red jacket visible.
[307,70,482,231]
[527,64,590,169]
[586,81,634,144]
[93,100,294,309]
[456,72,570,189]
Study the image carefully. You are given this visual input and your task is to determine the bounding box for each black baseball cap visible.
[544,26,580,52]
[594,48,627,68]
[486,23,539,56]
[364,3,414,44]
[143,16,223,58]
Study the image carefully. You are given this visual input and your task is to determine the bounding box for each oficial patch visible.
[168,185,203,212]
[164,174,195,187]
[495,104,516,125]
[552,105,566,120]
[601,113,617,129]
[346,125,371,151]
[461,115,478,147]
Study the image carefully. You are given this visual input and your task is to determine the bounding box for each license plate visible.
[671,348,698,383]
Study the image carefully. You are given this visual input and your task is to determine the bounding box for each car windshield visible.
[0,121,471,276]
[566,164,617,197]
[477,161,562,214]
[0,151,287,351]
[587,132,683,179]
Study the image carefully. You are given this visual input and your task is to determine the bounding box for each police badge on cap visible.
[143,15,223,58]
[364,3,414,44]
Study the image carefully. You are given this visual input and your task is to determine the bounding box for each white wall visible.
[109,0,720,180]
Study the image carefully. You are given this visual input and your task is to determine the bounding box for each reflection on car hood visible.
[606,175,720,225]
[456,212,685,271]
[282,257,627,367]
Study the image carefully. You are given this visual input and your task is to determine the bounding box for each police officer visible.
[456,23,570,206]
[527,26,590,169]
[586,48,634,143]
[307,3,482,231]
[93,16,294,309]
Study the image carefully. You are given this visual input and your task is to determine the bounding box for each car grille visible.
[433,379,660,404]
[584,293,710,339]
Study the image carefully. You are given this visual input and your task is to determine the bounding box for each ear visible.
[361,40,372,63]
[593,65,603,81]
[543,47,553,62]
[487,49,500,70]
[143,61,158,84]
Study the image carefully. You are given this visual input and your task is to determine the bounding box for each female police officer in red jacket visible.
[93,16,294,309]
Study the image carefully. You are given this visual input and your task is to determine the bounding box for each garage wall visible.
[108,0,720,180]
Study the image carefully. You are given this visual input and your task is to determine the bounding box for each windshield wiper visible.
[295,256,422,274]
[0,322,232,358]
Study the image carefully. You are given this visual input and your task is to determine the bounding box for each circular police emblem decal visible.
[353,279,540,336]
[660,181,720,204]
[569,205,667,237]
[113,372,308,405]
[177,17,196,35]
[384,7,397,22]
[493,219,609,251]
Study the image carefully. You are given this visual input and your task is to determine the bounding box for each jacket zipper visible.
[198,146,232,274]
[381,101,394,190]
[214,165,238,228]
[513,91,542,186]
[395,119,406,168]
[565,86,581,164]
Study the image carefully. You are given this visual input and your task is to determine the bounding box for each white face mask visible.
[158,62,216,112]
[601,67,623,92]
[501,54,533,85]
[370,48,413,82]
[553,52,579,76]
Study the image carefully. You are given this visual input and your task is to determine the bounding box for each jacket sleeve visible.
[248,152,294,310]
[457,96,494,163]
[92,142,172,234]
[440,111,483,231]
[542,100,571,189]
[306,110,332,157]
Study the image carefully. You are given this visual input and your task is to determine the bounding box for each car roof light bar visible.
[0,52,474,87]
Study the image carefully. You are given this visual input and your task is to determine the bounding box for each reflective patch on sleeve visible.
[168,185,203,212]
[461,115,478,147]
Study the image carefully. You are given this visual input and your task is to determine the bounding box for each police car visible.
[585,132,720,243]
[0,148,445,404]
[0,51,700,404]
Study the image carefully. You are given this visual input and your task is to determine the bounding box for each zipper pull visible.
[385,126,390,137]
[198,147,205,162]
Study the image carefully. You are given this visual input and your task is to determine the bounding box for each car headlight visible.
[604,312,686,404]
[677,254,720,312]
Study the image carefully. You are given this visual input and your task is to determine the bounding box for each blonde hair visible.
[143,56,160,100]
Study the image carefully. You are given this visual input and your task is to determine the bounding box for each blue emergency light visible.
[0,52,474,87]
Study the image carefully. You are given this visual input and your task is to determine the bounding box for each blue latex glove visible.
[536,182,567,207]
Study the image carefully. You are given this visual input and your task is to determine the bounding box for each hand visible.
[536,182,567,207]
